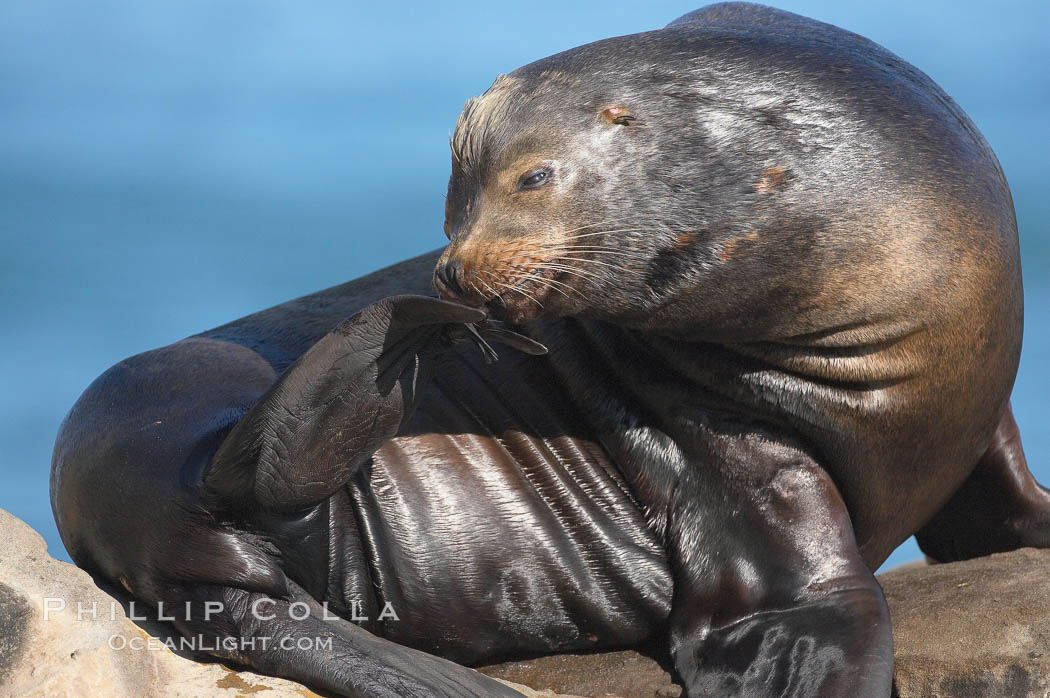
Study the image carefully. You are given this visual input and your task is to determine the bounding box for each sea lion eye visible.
[518,168,552,191]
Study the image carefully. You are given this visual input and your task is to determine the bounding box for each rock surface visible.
[0,508,554,698]
[479,648,680,698]
[3,506,1050,697]
[481,551,1050,698]
[882,548,1050,698]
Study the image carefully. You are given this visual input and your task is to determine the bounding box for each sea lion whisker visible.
[556,229,647,241]
[482,243,531,260]
[531,262,605,277]
[464,275,489,300]
[512,273,574,300]
[541,247,652,260]
[550,257,646,277]
[485,260,600,295]
[514,271,583,299]
[543,243,647,250]
[530,263,607,284]
[542,246,652,258]
[477,279,502,300]
[479,270,545,308]
[558,218,632,236]
[548,253,649,265]
[504,285,545,308]
[479,266,563,304]
[543,244,651,255]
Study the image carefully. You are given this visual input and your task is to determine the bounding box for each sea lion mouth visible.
[436,242,585,324]
[480,264,562,324]
[437,226,649,323]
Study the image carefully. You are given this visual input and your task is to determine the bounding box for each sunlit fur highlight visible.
[451,74,521,173]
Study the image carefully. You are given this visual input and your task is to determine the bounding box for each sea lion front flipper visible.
[170,580,524,698]
[204,294,485,512]
[667,429,893,697]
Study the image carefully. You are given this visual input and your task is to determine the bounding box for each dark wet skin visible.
[52,4,1047,697]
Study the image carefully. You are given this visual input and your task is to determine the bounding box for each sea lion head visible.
[432,30,972,339]
[432,36,820,335]
[435,67,669,327]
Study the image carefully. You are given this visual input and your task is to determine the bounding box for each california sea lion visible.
[52,4,1045,696]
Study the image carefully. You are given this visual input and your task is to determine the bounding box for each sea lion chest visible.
[331,339,673,663]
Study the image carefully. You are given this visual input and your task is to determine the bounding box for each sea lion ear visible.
[600,105,637,126]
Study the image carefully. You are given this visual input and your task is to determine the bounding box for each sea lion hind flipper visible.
[917,402,1050,561]
[204,295,484,512]
[667,438,893,697]
[170,580,524,698]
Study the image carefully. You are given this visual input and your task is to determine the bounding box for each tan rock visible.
[881,547,1050,698]
[5,505,1050,698]
[482,552,1050,697]
[0,508,321,697]
[0,508,553,698]
[480,649,679,698]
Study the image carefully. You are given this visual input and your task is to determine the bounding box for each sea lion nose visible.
[434,260,466,301]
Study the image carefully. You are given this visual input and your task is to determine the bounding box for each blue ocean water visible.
[1,1,1047,575]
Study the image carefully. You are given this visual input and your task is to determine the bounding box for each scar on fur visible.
[672,231,700,251]
[600,106,637,125]
[754,166,789,193]
[720,233,760,262]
